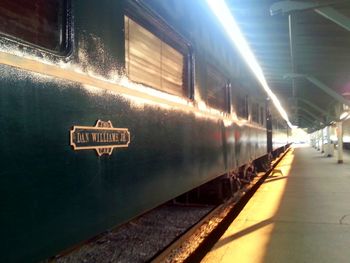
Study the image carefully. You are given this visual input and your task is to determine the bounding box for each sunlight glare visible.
[206,0,294,129]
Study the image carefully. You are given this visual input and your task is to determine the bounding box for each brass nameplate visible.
[70,120,130,156]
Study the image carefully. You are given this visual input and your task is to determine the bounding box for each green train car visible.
[0,0,289,261]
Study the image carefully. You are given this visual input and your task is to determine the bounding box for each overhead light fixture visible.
[206,0,295,129]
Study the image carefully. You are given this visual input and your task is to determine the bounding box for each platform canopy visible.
[226,0,350,131]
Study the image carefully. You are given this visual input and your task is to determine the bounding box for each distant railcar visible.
[0,0,289,262]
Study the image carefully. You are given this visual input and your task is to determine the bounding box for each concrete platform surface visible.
[202,145,350,263]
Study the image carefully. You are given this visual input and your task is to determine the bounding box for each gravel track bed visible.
[53,205,214,263]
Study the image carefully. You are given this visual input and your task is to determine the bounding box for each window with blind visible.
[206,65,229,112]
[0,0,68,52]
[237,94,249,119]
[260,106,265,126]
[124,16,186,97]
[252,103,259,123]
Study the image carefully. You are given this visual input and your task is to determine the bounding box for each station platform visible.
[202,145,350,263]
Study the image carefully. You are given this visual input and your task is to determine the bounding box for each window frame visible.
[0,0,71,56]
[251,102,259,124]
[236,93,249,120]
[124,1,193,99]
[260,106,265,127]
[205,64,230,113]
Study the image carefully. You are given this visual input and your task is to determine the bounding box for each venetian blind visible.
[260,106,265,126]
[252,103,259,123]
[206,65,228,112]
[125,16,184,96]
[237,94,249,119]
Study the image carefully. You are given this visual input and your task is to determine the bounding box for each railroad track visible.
[48,204,213,263]
[49,148,289,263]
[151,147,290,263]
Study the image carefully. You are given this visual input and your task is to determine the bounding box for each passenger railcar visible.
[0,0,289,261]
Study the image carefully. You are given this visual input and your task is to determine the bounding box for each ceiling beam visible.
[297,114,317,128]
[271,1,322,15]
[315,7,350,31]
[271,1,350,31]
[284,73,350,106]
[297,106,325,123]
[297,98,331,118]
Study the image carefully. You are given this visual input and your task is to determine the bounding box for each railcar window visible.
[125,16,185,97]
[237,94,249,119]
[0,0,67,52]
[260,106,265,126]
[252,103,259,123]
[206,65,229,112]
